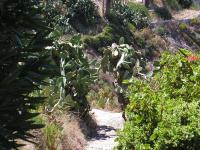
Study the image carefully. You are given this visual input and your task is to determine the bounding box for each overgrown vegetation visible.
[87,82,119,110]
[116,50,200,150]
[0,0,97,149]
[1,0,200,149]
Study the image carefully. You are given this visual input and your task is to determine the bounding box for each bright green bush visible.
[116,49,200,150]
[179,23,189,31]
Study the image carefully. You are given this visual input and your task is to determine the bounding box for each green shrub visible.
[179,23,189,31]
[178,0,193,8]
[83,26,115,51]
[155,7,172,20]
[128,23,136,35]
[155,26,168,36]
[190,18,200,26]
[116,50,200,150]
[165,0,181,10]
[127,2,149,17]
[83,24,133,51]
[111,1,149,28]
[66,0,99,24]
[190,3,200,10]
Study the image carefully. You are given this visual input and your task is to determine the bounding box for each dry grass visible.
[151,35,169,50]
[61,116,87,150]
[20,111,97,150]
[58,113,97,150]
[135,28,154,40]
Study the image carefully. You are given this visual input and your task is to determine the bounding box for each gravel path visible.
[173,9,200,20]
[85,109,124,150]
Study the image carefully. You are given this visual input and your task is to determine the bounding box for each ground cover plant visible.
[116,49,200,150]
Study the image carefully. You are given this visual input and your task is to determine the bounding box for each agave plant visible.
[0,0,53,149]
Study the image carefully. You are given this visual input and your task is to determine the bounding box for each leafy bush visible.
[155,7,172,20]
[179,23,189,31]
[66,0,99,24]
[155,26,168,36]
[83,24,133,51]
[44,0,99,30]
[178,0,193,8]
[83,26,115,51]
[127,2,149,17]
[43,0,75,35]
[116,50,200,150]
[111,1,149,28]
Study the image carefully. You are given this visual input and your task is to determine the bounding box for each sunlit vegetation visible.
[1,0,200,149]
[116,50,200,150]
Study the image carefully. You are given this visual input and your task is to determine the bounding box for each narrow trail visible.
[85,109,124,150]
[150,9,200,26]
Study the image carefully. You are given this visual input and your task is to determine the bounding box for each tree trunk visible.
[144,0,150,8]
[104,0,111,17]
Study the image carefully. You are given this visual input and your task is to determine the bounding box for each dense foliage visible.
[43,0,99,30]
[154,7,172,20]
[178,0,193,8]
[116,50,200,150]
[66,0,99,24]
[0,0,53,149]
[0,0,98,148]
[47,35,97,116]
[111,1,149,28]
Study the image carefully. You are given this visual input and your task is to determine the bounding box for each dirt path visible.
[173,9,200,20]
[85,109,124,150]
